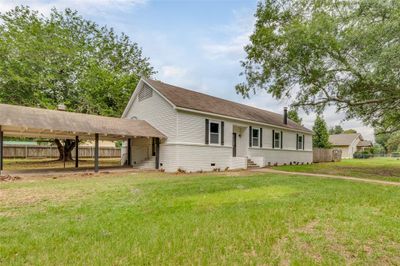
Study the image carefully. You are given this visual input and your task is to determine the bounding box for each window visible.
[297,135,303,150]
[252,128,260,147]
[274,131,281,148]
[209,122,220,144]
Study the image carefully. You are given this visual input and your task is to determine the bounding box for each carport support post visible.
[155,138,160,170]
[0,126,3,174]
[94,133,99,173]
[127,138,132,166]
[75,136,79,168]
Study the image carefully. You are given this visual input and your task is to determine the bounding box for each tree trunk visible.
[54,139,76,161]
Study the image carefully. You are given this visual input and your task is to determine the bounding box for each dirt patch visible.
[0,175,22,182]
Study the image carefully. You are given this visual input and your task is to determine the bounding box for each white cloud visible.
[201,8,255,60]
[161,65,187,79]
[0,0,147,15]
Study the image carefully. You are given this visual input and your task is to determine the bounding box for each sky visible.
[0,0,375,141]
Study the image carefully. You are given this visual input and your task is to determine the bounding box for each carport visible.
[0,104,166,174]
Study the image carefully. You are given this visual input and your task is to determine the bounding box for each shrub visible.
[353,151,373,159]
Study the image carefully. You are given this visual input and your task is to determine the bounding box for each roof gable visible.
[329,133,362,146]
[144,78,313,133]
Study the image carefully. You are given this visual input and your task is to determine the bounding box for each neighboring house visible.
[356,140,373,152]
[122,78,314,172]
[328,133,372,158]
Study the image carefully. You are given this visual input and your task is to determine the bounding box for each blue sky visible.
[1,0,374,140]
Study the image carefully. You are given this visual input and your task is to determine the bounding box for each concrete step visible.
[247,159,260,168]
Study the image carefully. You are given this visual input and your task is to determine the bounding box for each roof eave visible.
[175,106,314,135]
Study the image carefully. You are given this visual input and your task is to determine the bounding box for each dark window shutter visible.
[249,126,252,147]
[205,119,209,144]
[296,133,299,150]
[272,129,275,148]
[303,134,305,150]
[221,121,224,145]
[280,131,283,149]
[260,128,263,148]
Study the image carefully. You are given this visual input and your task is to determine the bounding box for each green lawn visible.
[1,171,400,265]
[274,157,400,182]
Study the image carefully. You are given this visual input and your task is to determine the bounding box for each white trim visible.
[176,107,313,135]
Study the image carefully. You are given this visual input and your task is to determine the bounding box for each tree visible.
[0,6,154,160]
[237,0,400,134]
[287,109,302,125]
[387,133,400,152]
[329,125,344,135]
[343,129,357,134]
[375,131,391,154]
[312,116,331,148]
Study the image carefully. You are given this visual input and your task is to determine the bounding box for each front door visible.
[232,133,237,157]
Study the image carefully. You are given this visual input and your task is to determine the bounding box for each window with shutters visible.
[297,135,303,150]
[252,128,260,147]
[209,121,220,144]
[138,85,153,101]
[274,131,281,148]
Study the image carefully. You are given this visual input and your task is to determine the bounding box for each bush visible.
[353,151,373,159]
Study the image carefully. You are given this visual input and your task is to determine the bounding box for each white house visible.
[121,78,314,172]
[329,133,373,158]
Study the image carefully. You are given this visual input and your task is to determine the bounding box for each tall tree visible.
[375,131,391,154]
[312,116,331,148]
[287,109,303,125]
[0,6,154,160]
[237,0,400,134]
[387,133,400,152]
[329,125,344,135]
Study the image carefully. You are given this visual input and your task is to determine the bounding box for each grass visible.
[274,157,400,182]
[1,171,400,265]
[3,158,121,171]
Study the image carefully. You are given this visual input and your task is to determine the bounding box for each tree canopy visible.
[0,6,154,160]
[237,0,400,134]
[287,109,303,125]
[312,116,331,148]
[343,129,357,134]
[0,6,154,117]
[329,125,344,135]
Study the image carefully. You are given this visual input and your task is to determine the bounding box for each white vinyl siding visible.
[126,85,177,143]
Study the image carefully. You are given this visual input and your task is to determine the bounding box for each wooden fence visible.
[3,145,121,159]
[313,148,342,163]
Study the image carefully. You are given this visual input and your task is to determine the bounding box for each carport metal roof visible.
[0,104,166,140]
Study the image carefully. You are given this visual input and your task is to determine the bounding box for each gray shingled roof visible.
[357,140,373,147]
[0,104,166,140]
[144,78,313,133]
[329,133,361,146]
